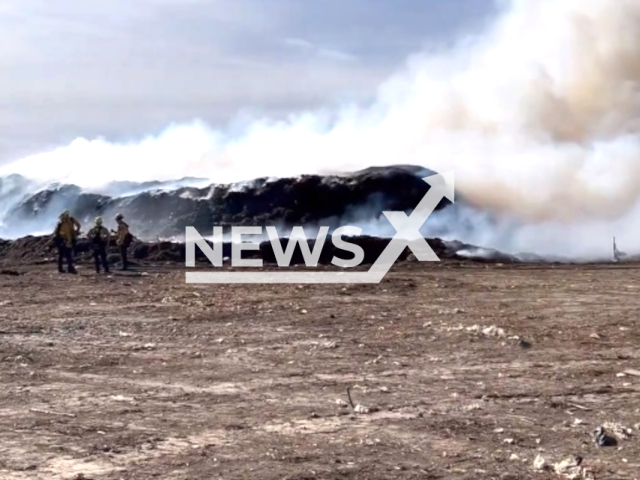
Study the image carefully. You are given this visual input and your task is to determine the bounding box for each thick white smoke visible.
[2,0,640,259]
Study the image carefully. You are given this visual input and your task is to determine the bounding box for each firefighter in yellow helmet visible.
[112,213,132,270]
[53,210,81,273]
[87,216,110,274]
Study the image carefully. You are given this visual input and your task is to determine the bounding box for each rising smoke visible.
[1,0,640,259]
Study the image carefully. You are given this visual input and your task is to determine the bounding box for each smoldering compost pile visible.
[1,165,451,240]
[0,164,560,266]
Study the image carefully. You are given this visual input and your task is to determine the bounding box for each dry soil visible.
[0,260,639,479]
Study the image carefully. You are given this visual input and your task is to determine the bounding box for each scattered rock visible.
[438,308,466,315]
[464,324,506,338]
[365,355,383,365]
[517,338,532,348]
[603,421,633,440]
[552,456,593,480]
[533,454,546,471]
[110,395,136,404]
[594,426,617,447]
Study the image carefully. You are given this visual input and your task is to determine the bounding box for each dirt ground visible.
[1,259,640,479]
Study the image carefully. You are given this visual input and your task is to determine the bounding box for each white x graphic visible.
[366,171,455,280]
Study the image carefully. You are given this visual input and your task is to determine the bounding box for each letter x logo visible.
[366,171,455,280]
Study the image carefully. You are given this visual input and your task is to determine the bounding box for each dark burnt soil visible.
[0,259,639,479]
[0,233,520,266]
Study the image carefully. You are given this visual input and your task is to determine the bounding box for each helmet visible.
[115,213,123,221]
[95,217,103,225]
[60,210,70,219]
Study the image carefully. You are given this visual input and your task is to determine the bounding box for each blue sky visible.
[0,0,498,162]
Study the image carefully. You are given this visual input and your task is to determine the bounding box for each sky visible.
[0,0,498,164]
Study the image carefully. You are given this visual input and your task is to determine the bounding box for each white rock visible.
[533,454,546,471]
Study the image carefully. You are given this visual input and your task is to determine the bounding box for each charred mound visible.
[2,165,453,239]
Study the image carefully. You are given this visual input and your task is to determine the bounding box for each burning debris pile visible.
[0,165,452,240]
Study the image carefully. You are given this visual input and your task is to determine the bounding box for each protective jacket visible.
[116,221,132,246]
[54,217,81,247]
[88,225,110,248]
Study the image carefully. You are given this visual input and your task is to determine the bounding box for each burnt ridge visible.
[1,165,453,239]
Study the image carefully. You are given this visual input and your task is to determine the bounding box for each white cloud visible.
[284,36,357,62]
[0,0,496,162]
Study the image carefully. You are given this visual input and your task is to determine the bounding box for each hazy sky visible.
[0,0,497,163]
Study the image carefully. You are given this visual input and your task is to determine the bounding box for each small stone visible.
[594,426,617,447]
[533,454,546,471]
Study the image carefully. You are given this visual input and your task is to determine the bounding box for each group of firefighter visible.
[54,211,133,274]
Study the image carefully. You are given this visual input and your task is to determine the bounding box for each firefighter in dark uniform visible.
[113,213,132,270]
[87,217,110,274]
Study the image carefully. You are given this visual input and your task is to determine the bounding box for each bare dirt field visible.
[1,259,640,479]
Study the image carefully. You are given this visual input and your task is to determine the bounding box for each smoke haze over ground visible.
[1,0,640,260]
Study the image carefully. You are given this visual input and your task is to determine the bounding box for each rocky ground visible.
[0,257,639,479]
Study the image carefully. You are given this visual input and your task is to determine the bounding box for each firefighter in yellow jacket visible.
[53,210,81,273]
[113,213,132,270]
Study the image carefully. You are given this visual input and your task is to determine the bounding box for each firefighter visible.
[113,213,132,270]
[53,210,81,274]
[87,217,110,273]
